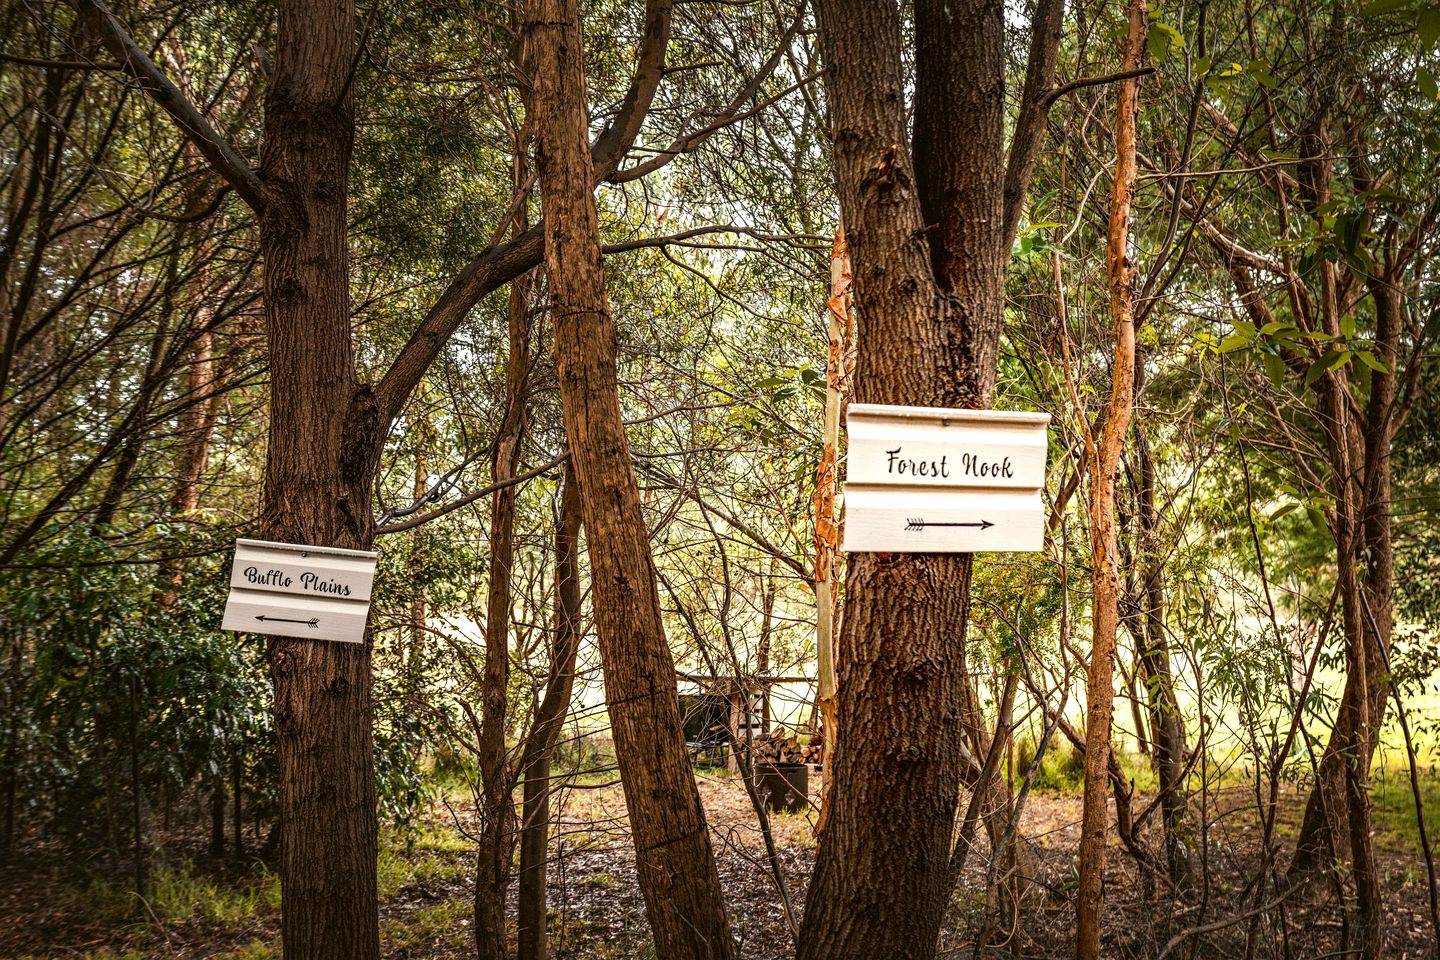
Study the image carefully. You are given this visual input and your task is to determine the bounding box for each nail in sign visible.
[221,538,378,644]
[841,404,1050,553]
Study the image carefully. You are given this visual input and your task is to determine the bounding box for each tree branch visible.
[590,0,674,180]
[375,223,776,422]
[608,11,806,184]
[1001,0,1066,249]
[68,0,266,211]
[1040,66,1156,108]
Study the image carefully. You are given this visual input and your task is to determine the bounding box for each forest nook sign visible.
[221,538,379,644]
[842,404,1051,553]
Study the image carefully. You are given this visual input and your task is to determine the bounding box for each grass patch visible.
[69,860,280,925]
[378,826,470,898]
[1370,766,1440,854]
[384,899,473,952]
[1016,735,1087,792]
[149,862,281,923]
[214,941,278,960]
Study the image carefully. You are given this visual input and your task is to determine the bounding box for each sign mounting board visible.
[841,404,1050,553]
[221,538,379,643]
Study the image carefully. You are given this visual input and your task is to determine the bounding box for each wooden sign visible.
[841,404,1050,553]
[221,538,378,643]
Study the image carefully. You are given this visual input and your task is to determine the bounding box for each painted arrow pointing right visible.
[904,518,994,531]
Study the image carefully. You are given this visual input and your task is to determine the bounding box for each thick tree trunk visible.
[525,0,735,955]
[796,0,1009,953]
[257,2,381,958]
[517,465,583,960]
[1075,3,1145,957]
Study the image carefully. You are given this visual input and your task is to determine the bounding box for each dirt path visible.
[4,769,1439,958]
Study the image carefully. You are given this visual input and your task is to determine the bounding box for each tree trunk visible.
[758,557,776,735]
[171,323,219,518]
[1134,421,1189,884]
[796,0,1010,952]
[232,751,244,859]
[474,196,534,960]
[517,465,583,960]
[258,1,381,957]
[1075,2,1145,957]
[525,0,735,954]
[209,779,227,859]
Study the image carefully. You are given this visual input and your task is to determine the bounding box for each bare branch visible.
[1040,66,1156,108]
[68,0,266,211]
[1001,0,1066,249]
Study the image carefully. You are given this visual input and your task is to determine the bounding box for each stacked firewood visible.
[737,728,822,765]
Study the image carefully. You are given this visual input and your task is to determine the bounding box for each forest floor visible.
[4,762,1440,959]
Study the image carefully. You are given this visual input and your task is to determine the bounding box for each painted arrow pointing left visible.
[255,615,320,628]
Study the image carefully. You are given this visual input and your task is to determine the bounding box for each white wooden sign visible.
[221,538,378,643]
[841,404,1050,553]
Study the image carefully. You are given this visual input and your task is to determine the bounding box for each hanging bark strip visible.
[1075,1,1146,957]
[525,0,735,954]
[813,225,852,834]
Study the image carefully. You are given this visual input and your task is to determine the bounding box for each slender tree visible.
[525,0,735,953]
[1072,1,1146,956]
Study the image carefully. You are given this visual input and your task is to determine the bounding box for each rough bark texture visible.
[257,1,380,958]
[525,0,735,954]
[1075,3,1145,957]
[796,0,1011,953]
[1134,416,1189,884]
[517,466,583,960]
[473,170,534,960]
[1001,0,1066,249]
[171,325,218,517]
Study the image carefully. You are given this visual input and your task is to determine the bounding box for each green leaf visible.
[1340,314,1357,339]
[1421,7,1440,48]
[1419,65,1440,100]
[1147,22,1186,62]
[1360,0,1410,14]
[1355,349,1391,373]
[1353,356,1373,392]
[1264,351,1287,388]
[1246,59,1278,89]
[1270,503,1300,521]
[1219,333,1252,353]
[1304,348,1351,387]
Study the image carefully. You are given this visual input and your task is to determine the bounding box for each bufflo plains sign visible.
[221,538,379,643]
[842,404,1050,553]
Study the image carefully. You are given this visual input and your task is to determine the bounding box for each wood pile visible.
[737,728,821,765]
